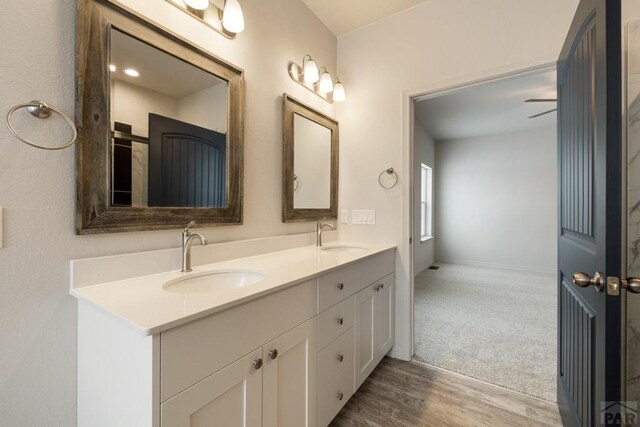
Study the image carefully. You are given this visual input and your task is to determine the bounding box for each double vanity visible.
[73,242,395,426]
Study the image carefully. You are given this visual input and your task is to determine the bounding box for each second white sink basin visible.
[320,245,368,253]
[163,269,266,294]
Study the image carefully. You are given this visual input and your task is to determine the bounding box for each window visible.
[420,164,432,241]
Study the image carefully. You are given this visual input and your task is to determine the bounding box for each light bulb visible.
[109,64,116,72]
[184,0,209,10]
[333,82,346,102]
[124,68,140,77]
[222,0,245,34]
[319,71,334,94]
[303,58,319,83]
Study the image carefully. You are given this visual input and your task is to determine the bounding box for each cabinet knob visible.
[375,283,384,292]
[337,282,344,290]
[252,358,263,370]
[268,349,278,360]
[336,354,344,362]
[336,392,344,401]
[336,317,344,325]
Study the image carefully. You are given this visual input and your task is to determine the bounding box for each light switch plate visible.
[352,209,376,225]
[341,209,349,224]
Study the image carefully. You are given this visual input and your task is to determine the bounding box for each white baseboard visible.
[434,258,556,274]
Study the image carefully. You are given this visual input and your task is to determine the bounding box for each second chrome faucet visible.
[182,221,207,272]
[316,220,335,247]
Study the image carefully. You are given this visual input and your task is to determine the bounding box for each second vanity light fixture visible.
[289,55,346,103]
[169,0,245,38]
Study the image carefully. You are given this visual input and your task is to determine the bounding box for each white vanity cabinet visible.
[76,247,395,427]
[354,273,395,388]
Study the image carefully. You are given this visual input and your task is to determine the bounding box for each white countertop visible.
[71,242,396,336]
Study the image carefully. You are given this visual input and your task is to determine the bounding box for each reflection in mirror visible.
[282,94,338,222]
[293,113,331,209]
[109,28,228,208]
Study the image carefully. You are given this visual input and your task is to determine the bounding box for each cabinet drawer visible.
[318,363,354,427]
[318,249,394,312]
[318,296,354,349]
[160,279,317,402]
[318,327,354,390]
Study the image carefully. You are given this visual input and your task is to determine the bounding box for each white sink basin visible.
[320,245,368,253]
[163,269,266,294]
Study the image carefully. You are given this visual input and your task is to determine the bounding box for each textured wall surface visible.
[337,0,579,359]
[434,128,557,273]
[0,0,336,425]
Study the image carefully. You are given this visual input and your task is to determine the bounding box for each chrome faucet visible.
[181,221,207,272]
[316,220,335,247]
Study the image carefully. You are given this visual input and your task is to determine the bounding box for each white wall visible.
[336,0,578,359]
[0,0,336,425]
[413,121,435,275]
[434,127,557,272]
[177,83,228,133]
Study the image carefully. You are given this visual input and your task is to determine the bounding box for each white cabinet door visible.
[354,273,395,389]
[375,274,395,360]
[161,348,263,427]
[354,283,377,389]
[263,317,318,427]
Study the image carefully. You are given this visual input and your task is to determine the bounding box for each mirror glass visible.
[109,28,228,208]
[293,114,332,209]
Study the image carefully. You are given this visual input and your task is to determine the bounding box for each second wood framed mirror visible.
[282,94,338,222]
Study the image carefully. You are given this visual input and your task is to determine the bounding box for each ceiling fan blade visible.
[528,108,558,119]
[525,98,557,103]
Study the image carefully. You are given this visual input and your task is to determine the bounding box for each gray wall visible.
[434,127,557,272]
[413,121,435,275]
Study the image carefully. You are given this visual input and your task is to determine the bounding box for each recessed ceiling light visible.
[109,64,116,72]
[124,68,140,77]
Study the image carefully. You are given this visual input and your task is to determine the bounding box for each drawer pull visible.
[337,282,344,290]
[268,349,278,360]
[336,317,344,325]
[336,354,344,362]
[375,283,385,292]
[336,392,344,401]
[252,358,263,370]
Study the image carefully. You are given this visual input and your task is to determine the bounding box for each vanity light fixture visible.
[166,0,245,39]
[289,56,346,103]
[124,68,140,77]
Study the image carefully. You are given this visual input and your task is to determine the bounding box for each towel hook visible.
[6,100,77,151]
[378,167,398,189]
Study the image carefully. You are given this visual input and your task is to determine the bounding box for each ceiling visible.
[110,28,224,99]
[302,0,429,36]
[414,70,557,141]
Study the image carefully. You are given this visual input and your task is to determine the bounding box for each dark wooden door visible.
[557,1,622,426]
[148,113,227,208]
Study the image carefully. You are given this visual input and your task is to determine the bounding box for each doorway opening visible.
[411,67,558,402]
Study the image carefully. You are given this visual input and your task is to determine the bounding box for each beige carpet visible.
[414,263,557,401]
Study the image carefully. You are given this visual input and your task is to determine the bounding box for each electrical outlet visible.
[341,209,349,224]
[352,209,376,225]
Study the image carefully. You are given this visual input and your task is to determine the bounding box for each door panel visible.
[376,275,395,356]
[160,348,262,427]
[355,284,376,389]
[263,318,317,427]
[557,0,622,425]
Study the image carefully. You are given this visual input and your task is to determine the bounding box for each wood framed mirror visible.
[282,94,338,222]
[76,0,244,234]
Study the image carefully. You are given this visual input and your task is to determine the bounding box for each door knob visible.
[572,272,605,292]
[606,276,640,296]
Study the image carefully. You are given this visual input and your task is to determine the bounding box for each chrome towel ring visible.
[378,167,398,189]
[6,100,77,150]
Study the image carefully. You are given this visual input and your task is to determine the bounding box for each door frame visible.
[399,56,558,361]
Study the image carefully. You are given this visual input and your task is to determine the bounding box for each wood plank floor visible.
[330,358,563,427]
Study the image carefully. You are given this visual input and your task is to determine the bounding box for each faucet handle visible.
[184,220,196,232]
